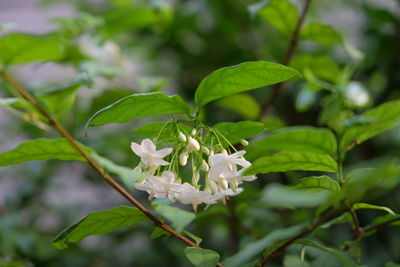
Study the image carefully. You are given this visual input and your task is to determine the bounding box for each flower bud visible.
[207,180,219,194]
[188,137,200,151]
[201,160,209,171]
[192,171,200,185]
[191,129,197,136]
[240,139,249,146]
[218,175,228,190]
[201,146,210,155]
[178,132,187,142]
[179,152,189,166]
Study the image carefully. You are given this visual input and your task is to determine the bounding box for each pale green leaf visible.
[217,93,260,120]
[184,247,220,267]
[246,126,337,161]
[0,33,63,66]
[0,138,92,167]
[194,61,300,107]
[224,224,303,267]
[292,175,340,192]
[87,92,192,127]
[183,231,203,246]
[340,100,400,152]
[212,121,265,145]
[52,206,149,249]
[150,227,170,239]
[155,205,195,233]
[369,214,400,228]
[295,240,359,267]
[320,212,352,229]
[352,203,395,215]
[300,23,342,45]
[259,183,330,208]
[246,151,338,175]
[258,0,299,35]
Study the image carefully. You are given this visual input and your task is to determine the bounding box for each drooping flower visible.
[228,168,257,188]
[212,187,244,202]
[135,171,181,201]
[175,183,216,211]
[131,138,173,168]
[208,150,251,182]
[187,137,200,152]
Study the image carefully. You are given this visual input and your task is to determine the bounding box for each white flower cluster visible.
[131,132,256,211]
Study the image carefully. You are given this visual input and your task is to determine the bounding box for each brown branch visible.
[258,209,337,266]
[1,70,224,266]
[344,216,400,251]
[257,0,313,120]
[346,201,363,235]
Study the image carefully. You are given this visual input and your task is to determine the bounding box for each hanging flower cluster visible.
[131,124,256,211]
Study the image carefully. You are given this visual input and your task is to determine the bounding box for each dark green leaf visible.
[155,205,195,233]
[246,126,337,161]
[292,175,340,192]
[87,92,191,127]
[0,138,92,167]
[184,247,220,267]
[340,100,400,152]
[300,23,342,45]
[52,206,149,249]
[217,93,260,120]
[258,0,299,35]
[212,121,265,145]
[224,224,303,267]
[353,203,395,215]
[246,151,338,175]
[194,61,300,107]
[0,33,63,66]
[295,240,359,267]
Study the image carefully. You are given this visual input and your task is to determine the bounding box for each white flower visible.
[131,138,172,167]
[228,168,257,188]
[135,171,181,201]
[208,150,251,182]
[212,187,244,202]
[175,183,216,211]
[344,81,370,108]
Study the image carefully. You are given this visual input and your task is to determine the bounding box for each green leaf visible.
[155,205,195,233]
[300,23,342,45]
[212,121,265,145]
[295,240,359,267]
[246,151,338,175]
[224,224,303,267]
[0,138,92,167]
[87,92,192,127]
[132,122,192,140]
[194,61,300,107]
[320,212,352,229]
[246,126,337,161]
[340,100,400,152]
[352,203,395,215]
[259,183,330,208]
[38,80,86,120]
[52,206,149,249]
[183,231,203,246]
[217,93,260,120]
[184,247,220,267]
[0,33,63,66]
[258,0,299,35]
[150,227,170,239]
[91,153,143,190]
[290,55,340,83]
[369,214,400,228]
[292,175,340,192]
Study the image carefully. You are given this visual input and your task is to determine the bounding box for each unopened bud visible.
[240,139,249,146]
[188,137,200,151]
[208,180,219,194]
[192,171,200,184]
[191,129,197,136]
[201,160,209,171]
[179,152,189,166]
[201,146,210,155]
[218,175,228,190]
[178,132,187,142]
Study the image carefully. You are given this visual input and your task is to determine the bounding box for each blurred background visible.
[0,0,399,266]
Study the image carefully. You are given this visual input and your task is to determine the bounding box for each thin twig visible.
[346,201,363,235]
[344,216,400,251]
[258,209,337,266]
[257,0,313,120]
[0,70,224,266]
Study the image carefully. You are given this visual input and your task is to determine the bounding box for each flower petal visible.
[141,138,156,153]
[157,147,173,158]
